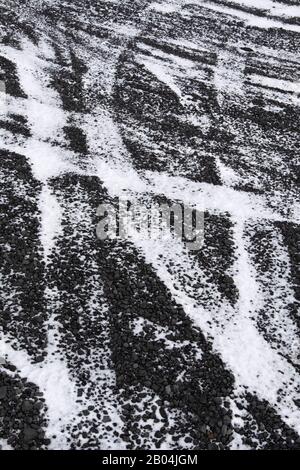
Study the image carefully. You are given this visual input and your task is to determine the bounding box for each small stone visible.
[23,426,38,443]
[103,415,111,423]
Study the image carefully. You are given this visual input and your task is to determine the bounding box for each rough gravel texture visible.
[0,0,299,450]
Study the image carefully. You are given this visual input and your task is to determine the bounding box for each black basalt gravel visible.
[0,0,299,452]
[0,364,48,450]
[0,150,47,362]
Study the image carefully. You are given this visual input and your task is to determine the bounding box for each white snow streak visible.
[150,0,300,32]
[0,335,78,449]
[1,2,299,448]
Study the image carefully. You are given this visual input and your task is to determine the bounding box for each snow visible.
[144,171,295,222]
[38,184,62,264]
[247,221,299,366]
[150,2,180,14]
[0,439,13,450]
[0,40,73,181]
[150,0,300,32]
[0,37,80,447]
[214,48,245,106]
[0,334,79,449]
[81,94,300,436]
[222,0,300,20]
[216,156,242,187]
[127,215,300,435]
[216,218,300,434]
[196,0,300,32]
[0,0,299,449]
[139,58,183,97]
[0,80,7,117]
[249,74,300,102]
